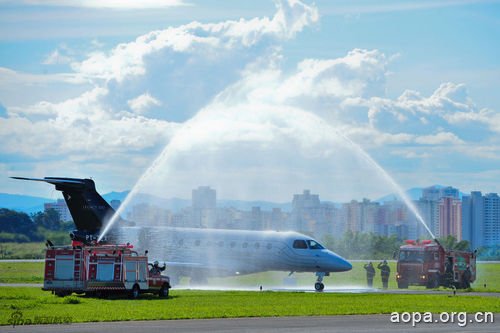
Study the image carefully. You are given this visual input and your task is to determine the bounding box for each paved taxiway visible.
[2,315,498,333]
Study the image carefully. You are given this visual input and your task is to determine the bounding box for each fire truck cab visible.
[395,240,476,289]
[43,243,171,298]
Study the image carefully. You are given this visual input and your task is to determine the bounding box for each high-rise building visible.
[484,193,500,247]
[127,203,169,226]
[416,198,438,238]
[344,200,361,233]
[439,197,462,239]
[359,199,380,234]
[421,185,461,238]
[462,191,500,249]
[44,199,72,222]
[290,190,333,236]
[462,191,484,250]
[192,186,216,228]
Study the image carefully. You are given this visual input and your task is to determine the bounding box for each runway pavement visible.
[1,283,499,297]
[1,315,498,333]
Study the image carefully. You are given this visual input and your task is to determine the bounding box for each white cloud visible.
[127,93,161,114]
[73,0,318,83]
[0,0,320,192]
[43,49,73,65]
[392,150,431,159]
[0,67,90,109]
[414,132,464,145]
[2,0,499,200]
[323,0,495,15]
[0,87,179,158]
[0,67,84,85]
[16,0,188,9]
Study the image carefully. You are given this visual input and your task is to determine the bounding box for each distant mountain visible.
[0,189,292,215]
[376,187,424,203]
[0,193,53,214]
[2,184,469,215]
[376,185,467,203]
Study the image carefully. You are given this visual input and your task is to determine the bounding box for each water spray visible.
[335,132,436,239]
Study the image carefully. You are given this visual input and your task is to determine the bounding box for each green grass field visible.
[0,262,43,284]
[0,243,45,259]
[1,261,499,291]
[0,287,499,325]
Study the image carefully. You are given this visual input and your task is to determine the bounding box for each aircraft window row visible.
[293,239,325,250]
[191,240,272,250]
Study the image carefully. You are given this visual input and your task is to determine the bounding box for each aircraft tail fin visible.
[11,177,115,234]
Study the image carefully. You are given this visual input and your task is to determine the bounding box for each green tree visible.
[32,209,61,231]
[0,208,37,238]
[322,231,403,260]
[438,235,470,251]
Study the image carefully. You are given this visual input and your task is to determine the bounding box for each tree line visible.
[322,231,473,260]
[0,208,71,244]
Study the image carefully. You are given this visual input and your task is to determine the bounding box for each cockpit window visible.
[307,240,324,250]
[293,240,308,249]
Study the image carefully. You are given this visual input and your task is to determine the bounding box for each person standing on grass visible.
[462,265,472,289]
[378,260,390,289]
[364,262,375,287]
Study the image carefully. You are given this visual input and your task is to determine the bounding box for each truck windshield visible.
[399,250,424,263]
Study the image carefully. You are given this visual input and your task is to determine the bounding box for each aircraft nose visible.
[337,257,352,272]
[327,251,352,272]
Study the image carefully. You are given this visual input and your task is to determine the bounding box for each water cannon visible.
[434,238,442,248]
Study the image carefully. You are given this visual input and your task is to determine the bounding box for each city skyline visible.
[33,184,499,251]
[1,0,499,202]
[2,181,499,208]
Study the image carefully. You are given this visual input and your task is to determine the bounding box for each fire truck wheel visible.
[55,290,69,297]
[397,281,408,289]
[159,284,169,298]
[130,284,140,299]
[426,276,439,289]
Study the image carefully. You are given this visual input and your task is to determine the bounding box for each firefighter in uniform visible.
[377,260,390,289]
[363,262,376,287]
[150,261,166,275]
[445,257,454,287]
[462,265,472,289]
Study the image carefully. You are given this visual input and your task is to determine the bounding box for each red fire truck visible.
[43,243,171,298]
[395,240,476,289]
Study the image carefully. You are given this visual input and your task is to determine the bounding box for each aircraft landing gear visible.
[314,282,324,291]
[314,272,328,291]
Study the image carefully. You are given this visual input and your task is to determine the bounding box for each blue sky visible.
[0,0,499,202]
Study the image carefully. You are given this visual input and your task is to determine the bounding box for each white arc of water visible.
[336,132,436,239]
